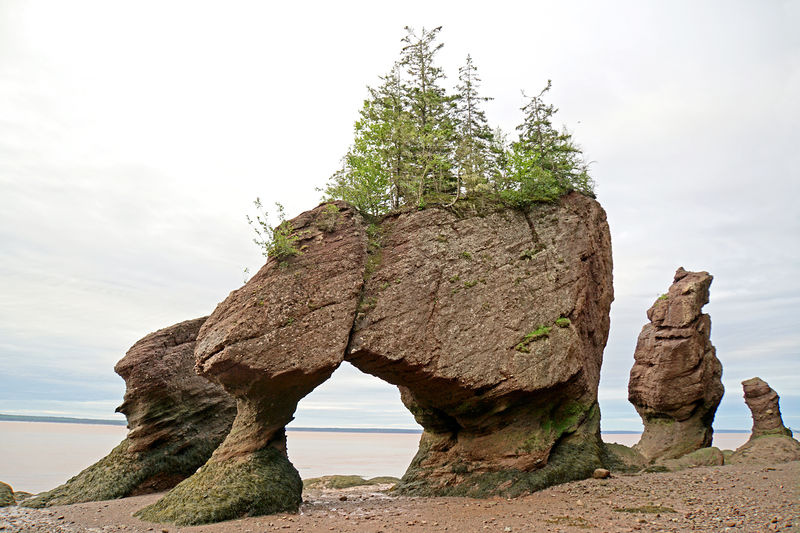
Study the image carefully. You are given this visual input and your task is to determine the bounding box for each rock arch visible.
[137,195,614,525]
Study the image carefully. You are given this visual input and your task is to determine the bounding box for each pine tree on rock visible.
[505,81,594,204]
[321,27,596,216]
[400,26,456,204]
[323,65,413,215]
[452,54,495,202]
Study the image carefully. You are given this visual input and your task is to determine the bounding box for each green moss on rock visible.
[655,447,724,472]
[135,447,302,526]
[396,431,603,498]
[0,481,15,507]
[303,475,399,490]
[23,436,220,508]
[601,442,646,473]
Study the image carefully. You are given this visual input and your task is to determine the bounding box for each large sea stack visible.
[24,317,237,508]
[138,193,614,525]
[628,268,723,462]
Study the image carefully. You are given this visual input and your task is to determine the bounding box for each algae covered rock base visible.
[23,317,237,508]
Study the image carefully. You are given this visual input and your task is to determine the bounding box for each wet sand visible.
[2,461,797,532]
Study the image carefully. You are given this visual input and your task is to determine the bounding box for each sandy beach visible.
[2,461,797,532]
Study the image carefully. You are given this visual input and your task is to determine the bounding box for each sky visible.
[1,1,798,432]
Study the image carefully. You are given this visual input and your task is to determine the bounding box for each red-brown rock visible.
[24,317,236,508]
[349,193,613,496]
[741,377,792,439]
[628,268,723,462]
[137,201,369,525]
[728,378,800,464]
[140,194,613,525]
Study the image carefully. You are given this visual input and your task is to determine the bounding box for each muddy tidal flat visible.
[2,461,797,533]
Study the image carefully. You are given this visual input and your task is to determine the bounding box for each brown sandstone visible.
[628,268,723,462]
[729,377,800,464]
[24,317,236,508]
[741,377,792,438]
[137,201,370,524]
[140,193,614,525]
[349,193,613,496]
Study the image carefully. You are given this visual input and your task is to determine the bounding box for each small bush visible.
[555,317,571,328]
[247,199,302,261]
[316,203,340,232]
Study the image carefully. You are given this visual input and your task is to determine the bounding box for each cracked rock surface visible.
[140,193,614,524]
[628,268,723,463]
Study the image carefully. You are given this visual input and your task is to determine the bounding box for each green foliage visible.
[246,199,302,261]
[555,317,571,328]
[502,81,594,205]
[515,325,552,352]
[658,293,669,301]
[316,203,340,232]
[322,27,594,216]
[519,244,545,260]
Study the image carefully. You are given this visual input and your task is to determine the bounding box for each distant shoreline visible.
[0,413,754,433]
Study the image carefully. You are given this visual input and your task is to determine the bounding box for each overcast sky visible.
[1,1,798,432]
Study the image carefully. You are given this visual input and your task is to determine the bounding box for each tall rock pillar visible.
[628,268,723,462]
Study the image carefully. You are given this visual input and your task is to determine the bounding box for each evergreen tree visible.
[503,81,594,205]
[452,54,494,201]
[322,29,595,217]
[322,66,413,215]
[374,65,414,209]
[400,26,456,204]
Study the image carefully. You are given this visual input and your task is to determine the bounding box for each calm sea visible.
[0,421,749,494]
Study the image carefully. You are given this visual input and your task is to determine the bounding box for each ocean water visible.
[0,421,750,494]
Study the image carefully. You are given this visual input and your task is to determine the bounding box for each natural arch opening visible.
[287,361,421,481]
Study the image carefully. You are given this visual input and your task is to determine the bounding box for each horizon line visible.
[0,413,759,433]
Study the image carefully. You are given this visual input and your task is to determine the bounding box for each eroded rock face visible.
[348,193,613,496]
[137,201,369,525]
[728,378,800,464]
[0,481,14,507]
[741,377,792,439]
[140,194,613,525]
[729,435,800,464]
[24,317,236,508]
[628,268,723,462]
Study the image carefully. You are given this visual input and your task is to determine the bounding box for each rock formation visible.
[628,268,723,462]
[348,195,613,498]
[137,202,370,525]
[0,481,14,507]
[139,193,614,525]
[741,377,792,439]
[24,317,236,508]
[729,378,800,464]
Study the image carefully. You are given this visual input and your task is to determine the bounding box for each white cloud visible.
[1,1,798,431]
